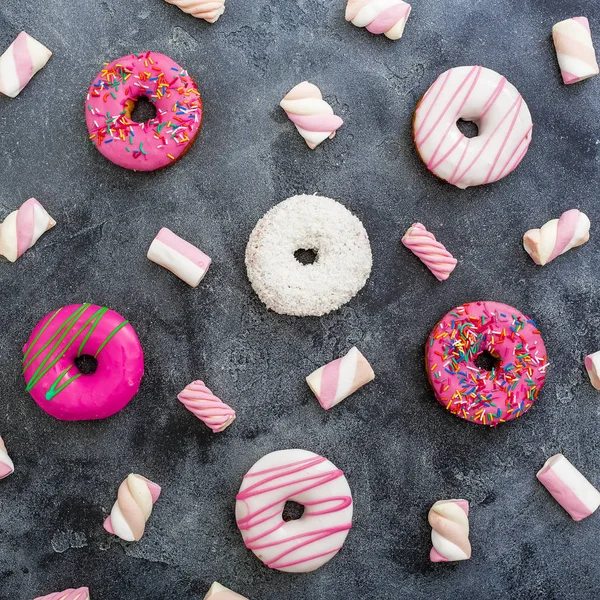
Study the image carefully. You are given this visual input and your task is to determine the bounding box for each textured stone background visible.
[1,0,599,598]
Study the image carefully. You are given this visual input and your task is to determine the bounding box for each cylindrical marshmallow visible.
[280,82,344,150]
[552,17,599,85]
[345,0,412,40]
[402,222,457,281]
[523,209,590,266]
[103,474,161,541]
[584,351,600,390]
[147,227,211,287]
[165,0,226,23]
[33,588,90,600]
[306,347,374,410]
[204,582,249,600]
[0,32,52,98]
[0,198,56,263]
[177,380,236,432]
[428,499,471,562]
[0,436,14,479]
[537,454,600,521]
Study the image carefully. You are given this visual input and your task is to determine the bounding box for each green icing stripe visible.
[23,307,62,363]
[45,367,82,401]
[77,307,109,356]
[94,319,129,358]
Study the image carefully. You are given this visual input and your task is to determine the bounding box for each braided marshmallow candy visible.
[148,227,211,287]
[0,436,14,479]
[204,582,248,600]
[0,32,52,98]
[104,474,161,542]
[553,17,599,85]
[280,82,344,149]
[34,588,90,600]
[428,499,471,562]
[0,198,56,263]
[402,223,457,281]
[523,209,590,266]
[584,351,600,390]
[345,0,412,40]
[164,0,225,23]
[306,347,374,410]
[177,380,236,432]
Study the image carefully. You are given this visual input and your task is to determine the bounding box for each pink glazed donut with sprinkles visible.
[413,66,533,189]
[426,301,548,426]
[86,52,203,171]
[23,303,144,421]
[235,449,353,573]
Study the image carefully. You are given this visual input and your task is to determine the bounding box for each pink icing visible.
[366,3,411,35]
[23,304,144,421]
[155,227,211,269]
[85,52,203,171]
[33,588,89,600]
[13,32,33,92]
[104,476,161,534]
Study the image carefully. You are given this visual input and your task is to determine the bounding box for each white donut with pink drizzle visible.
[235,449,353,573]
[413,66,533,189]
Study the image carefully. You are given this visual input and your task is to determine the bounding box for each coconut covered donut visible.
[245,195,372,316]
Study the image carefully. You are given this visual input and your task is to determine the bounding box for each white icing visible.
[147,238,207,287]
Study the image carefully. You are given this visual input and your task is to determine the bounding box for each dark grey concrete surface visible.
[1,0,599,598]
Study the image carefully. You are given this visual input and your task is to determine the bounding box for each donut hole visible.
[474,350,499,372]
[456,119,479,138]
[74,354,98,375]
[126,96,157,123]
[294,248,318,265]
[282,501,304,521]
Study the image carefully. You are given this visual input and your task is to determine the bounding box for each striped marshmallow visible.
[584,351,600,390]
[306,347,374,410]
[104,474,161,542]
[0,32,52,98]
[280,82,344,149]
[165,0,225,23]
[204,582,249,600]
[552,17,599,85]
[345,0,412,40]
[177,380,236,432]
[402,222,457,281]
[523,209,590,266]
[537,454,600,521]
[0,436,14,479]
[0,198,56,263]
[147,227,211,287]
[428,499,471,562]
[33,588,90,600]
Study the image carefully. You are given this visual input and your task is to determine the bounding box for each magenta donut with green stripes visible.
[23,304,144,421]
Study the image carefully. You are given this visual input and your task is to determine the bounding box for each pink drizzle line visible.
[236,456,352,569]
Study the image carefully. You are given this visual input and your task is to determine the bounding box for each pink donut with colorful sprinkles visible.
[426,301,548,426]
[86,52,203,171]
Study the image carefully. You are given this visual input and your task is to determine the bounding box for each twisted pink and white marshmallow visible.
[0,198,56,263]
[204,582,249,600]
[104,474,161,542]
[0,32,52,98]
[0,436,14,479]
[402,223,457,281]
[553,17,599,85]
[428,499,471,562]
[345,0,412,40]
[306,347,374,410]
[585,351,600,390]
[523,209,590,266]
[33,588,90,600]
[280,82,344,149]
[164,0,225,23]
[177,380,236,432]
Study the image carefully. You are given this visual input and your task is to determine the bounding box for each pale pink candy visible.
[280,82,343,149]
[428,499,471,562]
[33,588,90,600]
[537,454,600,521]
[402,223,457,281]
[345,0,412,40]
[164,0,225,23]
[0,198,56,263]
[203,582,249,600]
[584,351,600,390]
[147,227,211,287]
[0,435,14,479]
[553,17,599,85]
[523,209,590,266]
[0,32,52,98]
[306,347,374,410]
[177,380,236,432]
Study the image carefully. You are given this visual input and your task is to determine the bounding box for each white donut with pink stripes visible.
[413,66,533,189]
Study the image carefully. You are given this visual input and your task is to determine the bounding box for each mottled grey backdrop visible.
[0,0,599,598]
